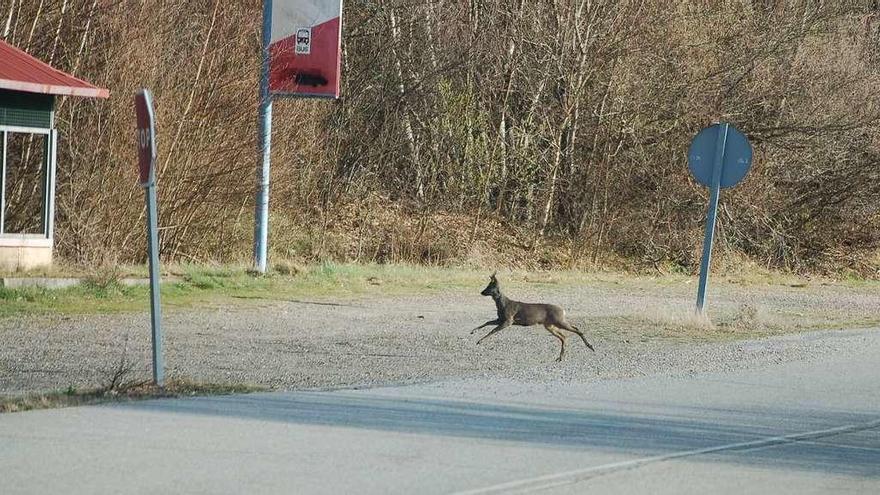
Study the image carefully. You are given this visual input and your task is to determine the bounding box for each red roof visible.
[0,40,109,98]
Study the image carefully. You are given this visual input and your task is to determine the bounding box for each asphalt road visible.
[2,329,879,494]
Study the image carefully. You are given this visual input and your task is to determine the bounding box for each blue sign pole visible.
[688,122,752,317]
[695,123,729,315]
[254,0,274,274]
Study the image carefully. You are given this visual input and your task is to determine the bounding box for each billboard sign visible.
[270,0,343,98]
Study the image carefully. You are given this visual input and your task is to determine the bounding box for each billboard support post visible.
[254,0,273,274]
[253,0,344,273]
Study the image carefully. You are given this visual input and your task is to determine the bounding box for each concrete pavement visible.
[2,329,879,494]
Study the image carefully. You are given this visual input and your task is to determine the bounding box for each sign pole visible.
[254,0,274,274]
[145,175,163,386]
[255,0,344,272]
[695,123,729,315]
[135,89,164,387]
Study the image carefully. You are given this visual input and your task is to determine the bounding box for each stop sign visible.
[135,89,157,186]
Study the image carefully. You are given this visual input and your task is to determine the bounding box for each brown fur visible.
[470,272,595,362]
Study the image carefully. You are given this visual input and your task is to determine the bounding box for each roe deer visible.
[470,272,595,362]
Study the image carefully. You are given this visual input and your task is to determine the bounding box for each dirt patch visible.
[1,279,878,396]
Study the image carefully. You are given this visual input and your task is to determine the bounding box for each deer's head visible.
[480,272,500,297]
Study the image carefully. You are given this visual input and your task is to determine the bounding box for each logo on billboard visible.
[295,28,311,55]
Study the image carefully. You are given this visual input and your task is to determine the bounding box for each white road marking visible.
[452,419,880,494]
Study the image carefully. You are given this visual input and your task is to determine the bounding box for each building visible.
[0,39,109,271]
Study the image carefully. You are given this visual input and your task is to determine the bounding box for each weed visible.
[0,380,265,414]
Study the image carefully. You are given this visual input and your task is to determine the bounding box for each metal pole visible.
[695,123,729,315]
[41,131,57,239]
[135,89,164,387]
[254,0,273,273]
[46,111,56,240]
[1,131,6,235]
[46,130,57,240]
[145,180,164,386]
[41,133,48,235]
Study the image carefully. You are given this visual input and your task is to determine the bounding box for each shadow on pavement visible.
[122,390,880,478]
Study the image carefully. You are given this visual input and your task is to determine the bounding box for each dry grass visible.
[0,380,265,414]
[268,194,579,270]
[635,303,779,341]
[4,2,878,274]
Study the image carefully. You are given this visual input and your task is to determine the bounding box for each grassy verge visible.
[0,380,265,414]
[0,262,633,317]
[1,262,879,338]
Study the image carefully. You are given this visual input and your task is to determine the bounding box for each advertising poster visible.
[270,0,343,98]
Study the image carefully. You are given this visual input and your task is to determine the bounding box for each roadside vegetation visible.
[2,262,878,408]
[0,262,486,317]
[0,380,265,414]
[2,262,879,335]
[7,0,879,410]
[2,2,878,275]
[1,329,265,413]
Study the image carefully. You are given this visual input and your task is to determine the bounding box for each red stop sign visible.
[135,89,157,186]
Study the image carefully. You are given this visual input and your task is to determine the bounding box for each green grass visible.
[0,281,148,317]
[0,379,266,414]
[1,262,878,322]
[0,262,503,317]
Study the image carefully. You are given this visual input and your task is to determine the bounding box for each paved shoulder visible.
[1,329,879,494]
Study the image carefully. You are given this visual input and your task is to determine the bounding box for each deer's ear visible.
[490,271,497,280]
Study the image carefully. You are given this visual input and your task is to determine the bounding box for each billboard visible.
[270,0,343,98]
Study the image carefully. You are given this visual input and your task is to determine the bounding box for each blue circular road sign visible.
[687,123,753,189]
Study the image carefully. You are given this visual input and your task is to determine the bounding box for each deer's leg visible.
[476,320,511,345]
[470,318,502,335]
[558,322,595,352]
[545,324,567,362]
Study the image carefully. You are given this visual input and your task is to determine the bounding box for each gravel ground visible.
[1,280,878,397]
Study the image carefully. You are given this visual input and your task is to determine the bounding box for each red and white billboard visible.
[270,0,343,99]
